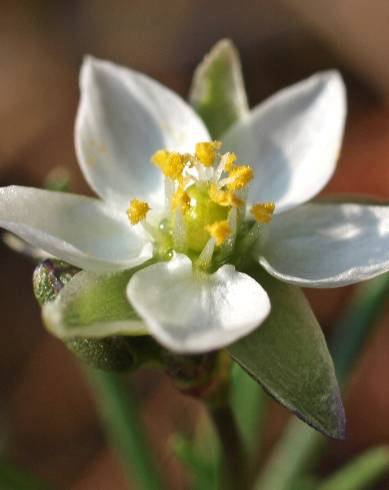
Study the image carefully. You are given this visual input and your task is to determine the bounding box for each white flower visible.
[1,56,388,354]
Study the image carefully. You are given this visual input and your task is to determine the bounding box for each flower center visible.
[127,141,275,266]
[183,183,229,252]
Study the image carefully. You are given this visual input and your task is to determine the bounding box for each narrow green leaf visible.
[170,433,217,489]
[255,419,324,490]
[290,477,319,490]
[86,370,166,490]
[228,267,345,440]
[189,39,249,138]
[230,362,266,457]
[42,268,148,339]
[331,273,389,384]
[318,446,389,490]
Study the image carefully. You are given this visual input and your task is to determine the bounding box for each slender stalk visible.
[230,363,266,457]
[255,274,389,490]
[230,362,266,481]
[86,369,166,490]
[209,402,248,490]
[254,419,323,490]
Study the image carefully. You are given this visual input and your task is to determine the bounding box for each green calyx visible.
[33,259,80,305]
[33,259,158,372]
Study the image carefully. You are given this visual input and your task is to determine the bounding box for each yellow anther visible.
[223,152,237,172]
[182,153,195,167]
[171,186,190,213]
[250,202,276,224]
[195,141,222,167]
[227,165,254,190]
[151,150,186,180]
[209,183,243,208]
[205,220,231,246]
[127,199,150,225]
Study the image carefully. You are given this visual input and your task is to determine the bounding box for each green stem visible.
[230,362,266,481]
[86,369,166,490]
[255,273,389,490]
[209,403,248,490]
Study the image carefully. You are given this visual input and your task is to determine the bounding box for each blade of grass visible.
[230,362,266,458]
[330,273,389,384]
[318,446,389,490]
[171,433,218,489]
[208,402,248,490]
[86,369,166,490]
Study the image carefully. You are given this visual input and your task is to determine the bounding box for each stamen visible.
[164,178,175,206]
[151,150,186,180]
[205,220,231,246]
[214,152,237,181]
[127,199,150,224]
[208,183,243,208]
[196,238,215,270]
[171,185,190,213]
[220,208,238,255]
[173,209,187,252]
[195,141,222,167]
[250,202,276,224]
[225,165,254,190]
[223,152,237,172]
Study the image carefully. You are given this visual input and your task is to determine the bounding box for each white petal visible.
[223,71,346,212]
[127,254,270,353]
[76,56,210,209]
[0,186,152,272]
[259,203,389,287]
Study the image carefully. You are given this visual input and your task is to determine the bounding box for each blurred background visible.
[1,0,389,488]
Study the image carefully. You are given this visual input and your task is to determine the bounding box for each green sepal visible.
[189,39,248,138]
[41,267,148,339]
[33,260,157,372]
[227,266,345,440]
[33,259,80,305]
[66,336,159,372]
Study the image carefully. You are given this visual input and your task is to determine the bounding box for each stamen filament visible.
[196,238,215,270]
[220,208,238,255]
[172,209,187,252]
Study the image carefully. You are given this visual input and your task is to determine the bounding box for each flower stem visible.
[208,402,248,490]
[85,369,166,490]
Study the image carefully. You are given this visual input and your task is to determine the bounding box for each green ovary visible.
[184,184,229,252]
